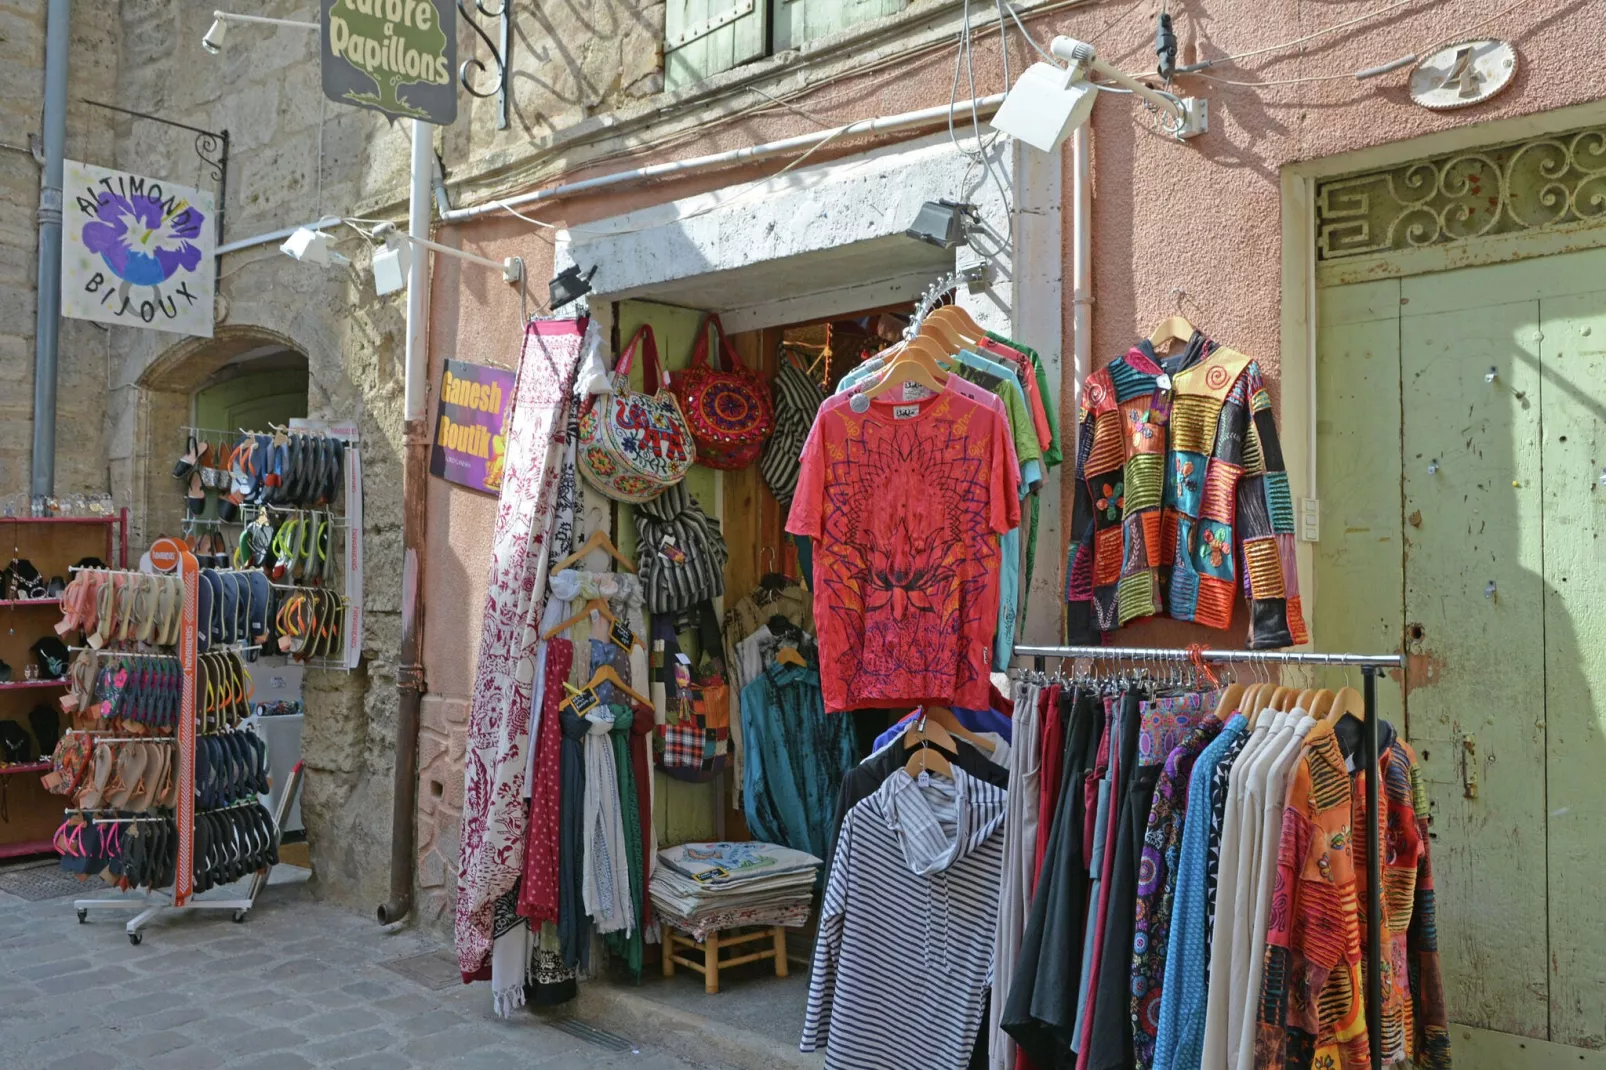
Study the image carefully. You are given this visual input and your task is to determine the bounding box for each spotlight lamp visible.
[906,200,980,250]
[549,265,597,311]
[281,227,350,267]
[991,36,1207,151]
[201,11,318,55]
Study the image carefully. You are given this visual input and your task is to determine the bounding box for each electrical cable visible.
[1176,0,1420,72]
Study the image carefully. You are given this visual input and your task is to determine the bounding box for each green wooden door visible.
[1315,246,1606,1062]
[194,366,309,439]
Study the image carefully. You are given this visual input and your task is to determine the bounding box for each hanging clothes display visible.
[989,655,1451,1070]
[803,766,1009,1068]
[455,319,586,984]
[1065,334,1309,650]
[786,378,1020,712]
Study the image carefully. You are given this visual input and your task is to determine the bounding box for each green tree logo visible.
[327,0,451,120]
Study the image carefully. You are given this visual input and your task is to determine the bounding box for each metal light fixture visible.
[201,16,227,54]
[906,200,978,250]
[367,221,523,286]
[281,227,349,267]
[201,11,318,55]
[548,265,596,311]
[991,36,1206,150]
[372,234,413,296]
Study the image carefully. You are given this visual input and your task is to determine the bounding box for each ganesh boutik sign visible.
[322,0,456,124]
[430,360,515,495]
[60,160,215,337]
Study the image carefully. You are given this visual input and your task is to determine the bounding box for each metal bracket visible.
[79,100,230,245]
[669,0,756,48]
[458,0,511,130]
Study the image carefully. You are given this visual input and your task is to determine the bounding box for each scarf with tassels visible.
[455,319,586,981]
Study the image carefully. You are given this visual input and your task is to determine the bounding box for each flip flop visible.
[104,743,149,810]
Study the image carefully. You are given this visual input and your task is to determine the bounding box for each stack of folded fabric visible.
[649,840,822,942]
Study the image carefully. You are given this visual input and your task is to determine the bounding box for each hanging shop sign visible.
[430,359,515,495]
[60,160,216,337]
[322,0,457,124]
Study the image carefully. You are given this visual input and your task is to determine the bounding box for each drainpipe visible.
[30,0,70,500]
[1070,126,1092,404]
[378,117,433,926]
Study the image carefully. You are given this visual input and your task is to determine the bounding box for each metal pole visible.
[31,0,71,502]
[378,118,433,927]
[1362,665,1383,1067]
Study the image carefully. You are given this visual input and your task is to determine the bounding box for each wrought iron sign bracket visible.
[79,99,231,246]
[458,1,511,130]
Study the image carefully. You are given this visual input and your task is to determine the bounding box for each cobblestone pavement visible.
[0,864,706,1070]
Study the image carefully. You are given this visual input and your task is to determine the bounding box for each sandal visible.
[184,469,207,517]
[104,743,148,810]
[76,742,115,810]
[173,435,201,480]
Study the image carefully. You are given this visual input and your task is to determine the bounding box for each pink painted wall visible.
[412,0,1594,919]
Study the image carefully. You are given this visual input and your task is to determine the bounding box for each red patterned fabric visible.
[786,383,1020,712]
[454,320,585,977]
[518,638,573,925]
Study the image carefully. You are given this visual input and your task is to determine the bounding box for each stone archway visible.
[127,324,308,548]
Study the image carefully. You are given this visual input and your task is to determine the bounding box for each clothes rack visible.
[1013,643,1403,1070]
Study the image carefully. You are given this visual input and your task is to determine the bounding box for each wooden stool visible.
[661,923,789,994]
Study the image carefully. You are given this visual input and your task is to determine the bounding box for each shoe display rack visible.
[177,421,362,672]
[69,538,270,943]
[0,511,128,860]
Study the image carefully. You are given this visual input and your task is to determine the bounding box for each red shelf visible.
[0,839,55,860]
[0,680,68,691]
[0,599,59,608]
[0,761,50,775]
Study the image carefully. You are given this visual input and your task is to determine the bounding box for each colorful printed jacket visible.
[1066,334,1310,648]
[1254,722,1369,1069]
[1355,739,1453,1069]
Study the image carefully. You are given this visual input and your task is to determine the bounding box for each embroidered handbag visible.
[669,314,774,470]
[578,324,696,503]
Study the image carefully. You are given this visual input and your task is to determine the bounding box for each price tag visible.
[1156,373,1173,393]
[609,619,637,651]
[561,687,601,717]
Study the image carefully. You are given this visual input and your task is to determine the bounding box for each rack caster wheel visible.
[232,910,248,923]
[129,932,143,946]
[76,909,87,924]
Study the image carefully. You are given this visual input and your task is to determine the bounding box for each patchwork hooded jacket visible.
[1066,334,1309,649]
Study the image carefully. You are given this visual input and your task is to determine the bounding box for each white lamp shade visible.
[280,227,346,266]
[202,17,226,54]
[990,62,1098,154]
[372,241,411,296]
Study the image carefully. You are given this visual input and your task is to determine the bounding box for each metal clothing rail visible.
[1013,644,1403,1069]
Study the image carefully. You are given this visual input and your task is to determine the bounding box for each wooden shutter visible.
[773,0,907,52]
[664,0,768,90]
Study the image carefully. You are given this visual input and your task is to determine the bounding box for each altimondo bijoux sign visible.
[322,0,457,124]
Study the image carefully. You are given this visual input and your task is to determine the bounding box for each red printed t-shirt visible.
[787,381,1020,713]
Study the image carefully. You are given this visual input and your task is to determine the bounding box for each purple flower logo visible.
[81,189,206,296]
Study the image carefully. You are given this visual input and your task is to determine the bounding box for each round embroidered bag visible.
[578,324,696,503]
[669,313,774,470]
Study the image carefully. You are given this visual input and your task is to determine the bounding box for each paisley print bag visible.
[578,324,695,503]
[670,314,774,470]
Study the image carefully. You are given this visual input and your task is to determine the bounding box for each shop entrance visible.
[1314,240,1606,1061]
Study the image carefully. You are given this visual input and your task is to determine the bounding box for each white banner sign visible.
[61,159,215,337]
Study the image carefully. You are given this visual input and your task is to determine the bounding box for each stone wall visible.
[0,4,120,500]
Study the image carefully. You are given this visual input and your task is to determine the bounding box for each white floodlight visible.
[280,227,349,267]
[372,235,413,296]
[991,36,1206,150]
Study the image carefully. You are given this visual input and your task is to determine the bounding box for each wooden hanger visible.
[920,705,996,753]
[554,529,636,574]
[861,336,950,400]
[775,645,808,668]
[927,304,987,343]
[1323,686,1364,728]
[1147,314,1196,353]
[583,663,653,709]
[917,314,968,355]
[1212,682,1246,722]
[541,597,616,640]
[1268,685,1296,713]
[1307,688,1337,720]
[1294,688,1322,714]
[903,741,953,779]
